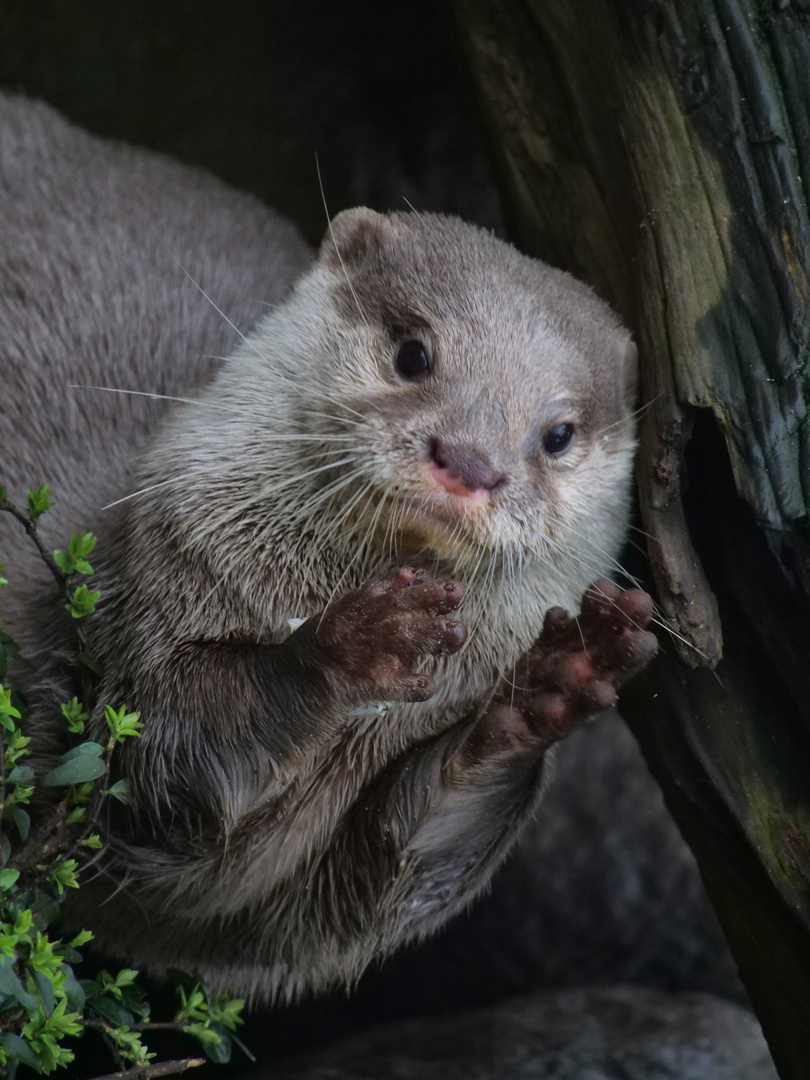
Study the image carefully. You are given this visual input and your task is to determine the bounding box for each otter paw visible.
[463,580,657,763]
[300,567,467,704]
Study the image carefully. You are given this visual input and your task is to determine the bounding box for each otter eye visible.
[543,423,575,456]
[395,340,430,381]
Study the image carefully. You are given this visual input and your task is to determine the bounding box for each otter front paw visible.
[296,567,467,704]
[463,579,657,762]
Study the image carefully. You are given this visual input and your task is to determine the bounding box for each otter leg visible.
[459,579,658,766]
[308,581,658,953]
[173,567,466,768]
[289,566,467,706]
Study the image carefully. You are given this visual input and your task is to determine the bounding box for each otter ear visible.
[318,208,392,270]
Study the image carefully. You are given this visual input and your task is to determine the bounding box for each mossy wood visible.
[449,2,810,1077]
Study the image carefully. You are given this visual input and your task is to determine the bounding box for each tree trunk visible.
[448,3,810,1077]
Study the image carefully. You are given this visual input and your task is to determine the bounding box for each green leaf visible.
[25,891,60,933]
[6,807,31,842]
[0,957,38,1012]
[55,741,104,764]
[0,632,18,684]
[6,766,34,785]
[72,531,97,559]
[185,1022,224,1047]
[203,1024,233,1064]
[24,995,82,1039]
[0,932,18,961]
[67,583,101,619]
[79,652,102,675]
[0,832,10,868]
[119,980,151,1021]
[60,969,85,1013]
[113,969,139,989]
[32,971,55,1018]
[0,631,22,682]
[27,486,54,522]
[82,834,103,850]
[49,859,80,894]
[30,900,60,932]
[0,686,21,724]
[6,784,34,806]
[69,930,93,949]
[208,993,245,1031]
[87,994,133,1027]
[13,911,32,937]
[52,550,72,574]
[53,531,97,578]
[60,698,88,734]
[104,703,143,741]
[0,868,20,891]
[0,1033,43,1073]
[42,756,106,787]
[108,779,130,804]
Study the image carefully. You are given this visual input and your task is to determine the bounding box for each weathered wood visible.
[449,2,810,1077]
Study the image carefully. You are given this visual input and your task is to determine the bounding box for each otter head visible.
[280,208,638,596]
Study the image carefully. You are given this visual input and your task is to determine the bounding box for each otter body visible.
[0,95,655,1003]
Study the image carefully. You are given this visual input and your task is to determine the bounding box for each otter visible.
[0,94,656,1003]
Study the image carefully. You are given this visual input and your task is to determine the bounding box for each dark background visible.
[0,0,503,243]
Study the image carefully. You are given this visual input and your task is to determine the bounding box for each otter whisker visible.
[315,154,370,331]
[318,484,385,623]
[550,533,712,663]
[254,456,361,501]
[401,197,429,229]
[70,383,242,414]
[102,475,190,510]
[70,386,363,447]
[168,251,261,353]
[294,464,370,520]
[198,354,366,422]
[591,393,663,441]
[302,409,367,429]
[192,455,363,539]
[557,522,645,592]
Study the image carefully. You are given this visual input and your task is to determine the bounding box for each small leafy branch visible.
[0,488,247,1078]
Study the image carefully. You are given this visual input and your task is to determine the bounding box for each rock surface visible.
[261,987,776,1080]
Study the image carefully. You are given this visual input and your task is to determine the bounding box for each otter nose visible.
[429,438,508,495]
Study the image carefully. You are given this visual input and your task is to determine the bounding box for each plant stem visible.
[0,499,66,592]
[0,494,90,658]
[12,795,73,879]
[87,1058,205,1080]
[83,1020,190,1034]
[0,722,6,837]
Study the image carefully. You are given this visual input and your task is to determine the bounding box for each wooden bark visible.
[448,3,810,1078]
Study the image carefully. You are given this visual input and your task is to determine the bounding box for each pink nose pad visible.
[429,438,507,496]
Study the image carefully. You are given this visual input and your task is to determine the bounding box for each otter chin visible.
[387,474,497,558]
[0,94,656,1006]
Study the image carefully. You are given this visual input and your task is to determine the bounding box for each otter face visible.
[287,209,638,589]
